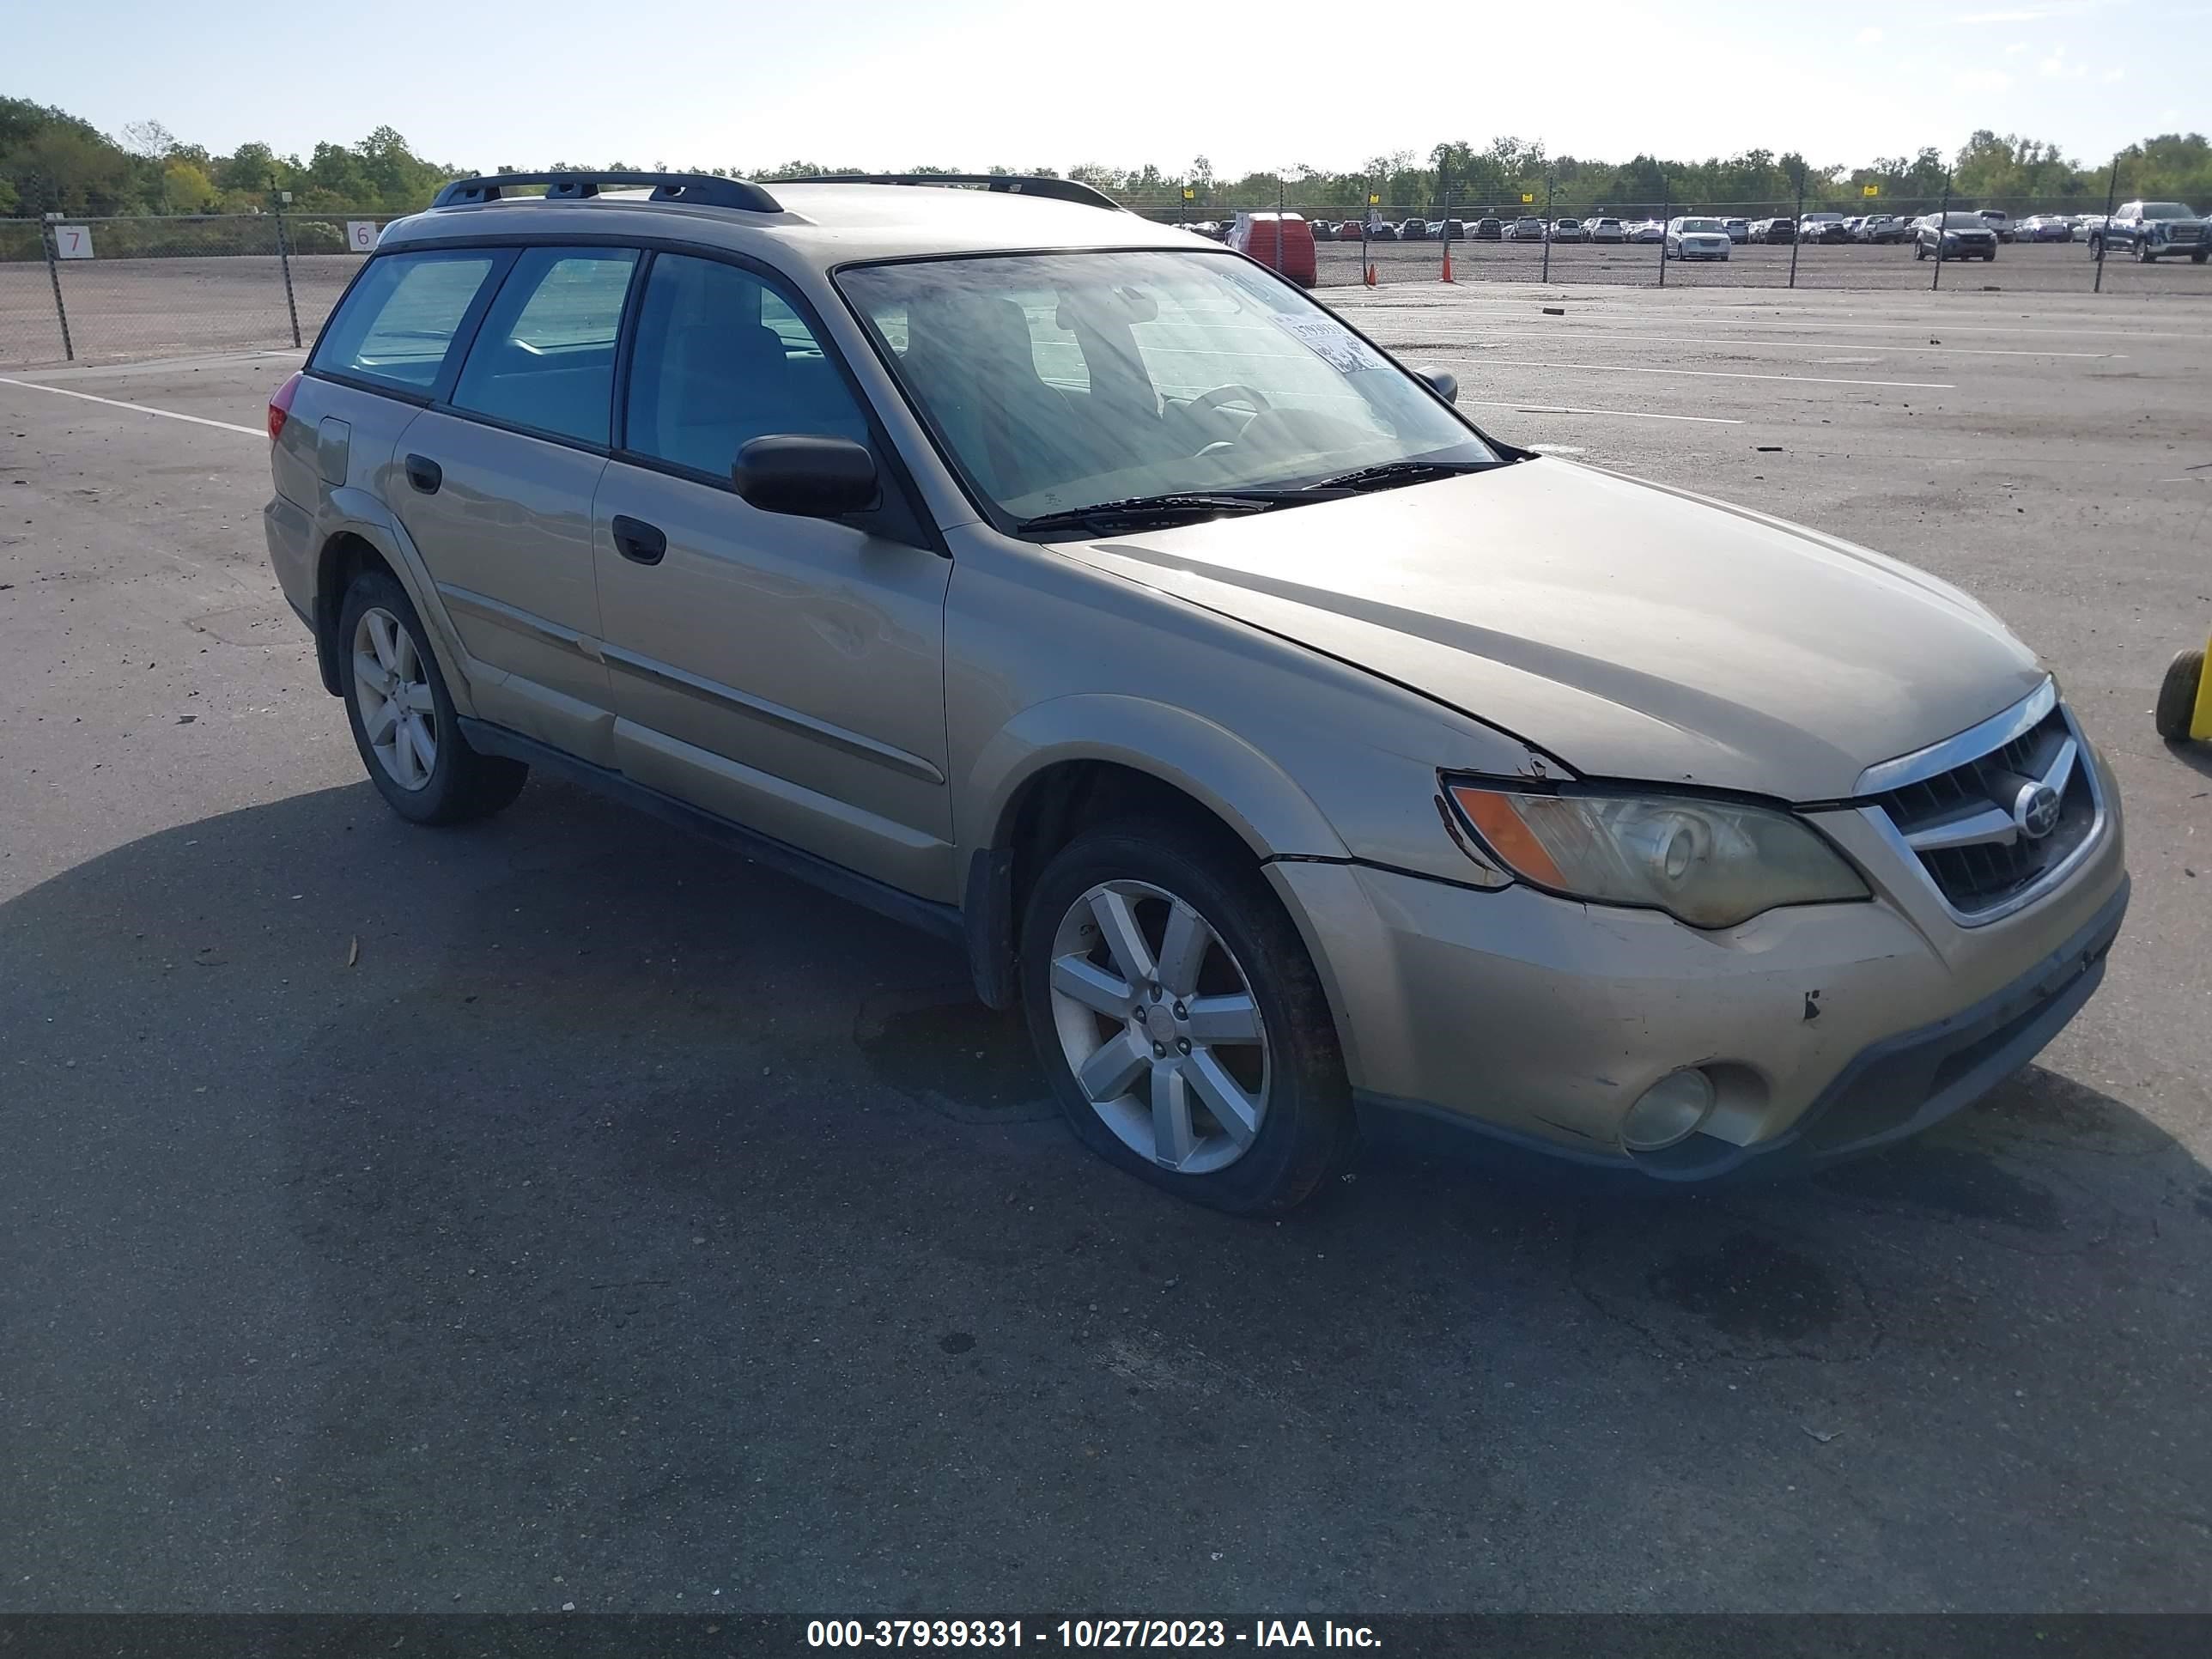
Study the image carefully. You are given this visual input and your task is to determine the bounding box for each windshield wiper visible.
[1012,490,1308,536]
[1306,458,1504,493]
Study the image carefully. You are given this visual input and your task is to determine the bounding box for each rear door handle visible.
[404,453,442,495]
[611,514,667,566]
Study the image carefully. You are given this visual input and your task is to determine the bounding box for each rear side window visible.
[450,247,639,447]
[311,251,500,392]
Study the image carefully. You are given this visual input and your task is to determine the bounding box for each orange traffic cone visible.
[1441,246,1455,283]
[1364,261,1379,286]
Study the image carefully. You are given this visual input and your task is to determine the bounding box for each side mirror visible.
[1419,368,1459,405]
[732,434,878,519]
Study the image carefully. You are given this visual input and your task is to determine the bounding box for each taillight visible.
[267,370,302,442]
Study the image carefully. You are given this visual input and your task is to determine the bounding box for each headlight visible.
[1445,781,1869,929]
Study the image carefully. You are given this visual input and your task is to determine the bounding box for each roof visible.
[380,177,1201,270]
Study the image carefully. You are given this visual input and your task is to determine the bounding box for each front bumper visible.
[1269,779,2127,1184]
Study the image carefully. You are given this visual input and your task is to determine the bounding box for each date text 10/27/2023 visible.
[807,1620,1382,1649]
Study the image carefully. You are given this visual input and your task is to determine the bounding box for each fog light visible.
[1622,1068,1717,1152]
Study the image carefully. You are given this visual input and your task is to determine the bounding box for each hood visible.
[1060,459,2044,802]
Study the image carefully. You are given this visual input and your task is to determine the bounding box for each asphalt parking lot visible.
[3,281,2209,1614]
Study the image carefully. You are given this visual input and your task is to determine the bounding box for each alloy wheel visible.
[1045,879,1270,1175]
[351,606,437,790]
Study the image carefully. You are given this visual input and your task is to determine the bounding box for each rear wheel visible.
[1019,817,1354,1216]
[2156,649,2206,743]
[338,569,528,825]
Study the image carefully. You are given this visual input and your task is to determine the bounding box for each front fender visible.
[313,489,483,716]
[967,693,1350,864]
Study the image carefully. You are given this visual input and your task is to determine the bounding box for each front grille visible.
[1869,703,2098,917]
[2167,223,2203,245]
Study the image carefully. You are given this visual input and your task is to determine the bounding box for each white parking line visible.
[1462,357,1954,389]
[0,376,264,437]
[1461,398,1744,425]
[1458,328,2122,359]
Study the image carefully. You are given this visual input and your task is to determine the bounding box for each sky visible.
[10,0,2209,176]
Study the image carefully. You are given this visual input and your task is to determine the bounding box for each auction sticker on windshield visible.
[1268,311,1381,374]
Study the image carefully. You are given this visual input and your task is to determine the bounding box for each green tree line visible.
[5,94,2209,222]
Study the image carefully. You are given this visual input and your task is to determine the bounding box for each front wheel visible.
[1020,818,1354,1216]
[2136,242,2154,263]
[2194,252,2208,264]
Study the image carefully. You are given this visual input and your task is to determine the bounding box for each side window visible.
[622,254,872,480]
[310,251,500,392]
[448,246,638,447]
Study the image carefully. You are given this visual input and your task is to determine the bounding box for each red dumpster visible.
[1227,212,1317,287]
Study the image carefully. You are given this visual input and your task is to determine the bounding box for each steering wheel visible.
[1188,383,1273,421]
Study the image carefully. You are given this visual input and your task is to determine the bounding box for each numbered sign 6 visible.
[345,221,380,252]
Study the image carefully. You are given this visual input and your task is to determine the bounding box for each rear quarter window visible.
[310,251,501,392]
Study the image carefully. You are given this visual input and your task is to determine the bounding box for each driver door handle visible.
[611,514,667,566]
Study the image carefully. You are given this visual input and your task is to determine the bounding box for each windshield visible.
[837,250,1496,527]
[2142,202,2196,218]
[1937,212,1991,228]
[1677,218,1723,233]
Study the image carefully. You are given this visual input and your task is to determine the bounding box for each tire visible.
[2194,252,2208,264]
[337,568,529,825]
[2156,649,2206,743]
[1914,243,1925,260]
[2136,242,2154,263]
[1019,817,1355,1216]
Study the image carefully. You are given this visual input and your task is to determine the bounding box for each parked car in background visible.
[1859,214,1911,244]
[1977,209,2015,242]
[1504,216,1547,240]
[1586,216,1627,243]
[1914,210,1999,261]
[1800,212,1850,244]
[2087,201,2208,262]
[1367,220,1399,242]
[1751,216,1797,244]
[1722,217,1750,243]
[272,168,2130,1212]
[1400,217,1431,240]
[1472,216,1504,240]
[1310,219,1335,242]
[2018,214,2075,242]
[1665,216,1733,260]
[1548,217,1586,241]
[1626,219,1663,243]
[1226,211,1318,285]
[1336,220,1366,240]
[1431,218,1466,241]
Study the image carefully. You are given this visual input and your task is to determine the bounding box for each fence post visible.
[1274,175,1285,274]
[1933,169,1952,292]
[1787,176,1803,289]
[1656,179,1669,287]
[1540,174,1554,283]
[2093,152,2119,294]
[272,195,303,349]
[40,215,75,363]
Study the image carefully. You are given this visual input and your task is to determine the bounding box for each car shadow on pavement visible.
[4,775,2209,1611]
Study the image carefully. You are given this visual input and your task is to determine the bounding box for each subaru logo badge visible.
[2013,781,2062,841]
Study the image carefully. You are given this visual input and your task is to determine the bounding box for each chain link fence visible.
[3,186,2203,368]
[1161,191,2209,295]
[0,210,406,368]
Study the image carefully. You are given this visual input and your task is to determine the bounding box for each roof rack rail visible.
[430,171,780,213]
[799,173,1125,214]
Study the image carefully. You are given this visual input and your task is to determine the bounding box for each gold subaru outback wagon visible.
[264,170,2127,1213]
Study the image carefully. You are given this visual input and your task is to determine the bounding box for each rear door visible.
[589,251,955,900]
[392,245,641,768]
